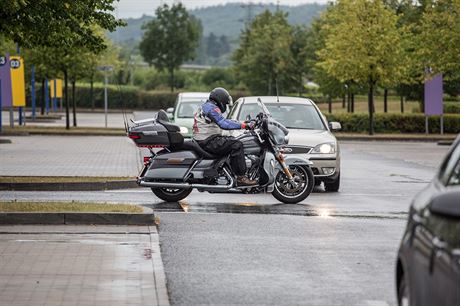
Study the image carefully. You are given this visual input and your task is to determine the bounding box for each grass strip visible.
[0,201,143,213]
[0,176,134,184]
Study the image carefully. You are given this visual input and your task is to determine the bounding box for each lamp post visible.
[97,66,114,128]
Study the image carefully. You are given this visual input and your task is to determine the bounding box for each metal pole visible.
[17,43,23,126]
[45,78,49,114]
[9,106,13,128]
[53,79,57,112]
[425,116,429,135]
[440,115,444,135]
[31,65,36,120]
[104,73,108,128]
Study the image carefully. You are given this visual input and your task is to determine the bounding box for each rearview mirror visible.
[429,190,460,219]
[329,121,342,131]
[246,114,252,121]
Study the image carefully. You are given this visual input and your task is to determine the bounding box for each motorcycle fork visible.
[276,153,295,182]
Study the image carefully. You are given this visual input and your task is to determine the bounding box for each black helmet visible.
[209,87,232,113]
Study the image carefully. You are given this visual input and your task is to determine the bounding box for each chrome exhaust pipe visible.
[139,168,235,191]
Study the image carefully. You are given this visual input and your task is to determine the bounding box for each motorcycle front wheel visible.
[272,165,314,204]
[151,187,192,202]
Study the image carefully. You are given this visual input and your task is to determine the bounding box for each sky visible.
[115,0,328,18]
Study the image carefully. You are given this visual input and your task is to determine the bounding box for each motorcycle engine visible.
[245,155,260,171]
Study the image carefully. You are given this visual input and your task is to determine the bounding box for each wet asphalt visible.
[0,141,451,305]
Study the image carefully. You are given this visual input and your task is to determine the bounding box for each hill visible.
[109,3,326,45]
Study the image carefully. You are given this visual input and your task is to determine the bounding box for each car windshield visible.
[238,102,325,130]
[177,101,203,118]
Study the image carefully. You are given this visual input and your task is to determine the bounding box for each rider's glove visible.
[242,120,256,130]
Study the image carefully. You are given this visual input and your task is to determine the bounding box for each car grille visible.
[283,146,312,154]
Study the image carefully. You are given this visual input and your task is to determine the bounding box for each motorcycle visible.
[127,110,314,204]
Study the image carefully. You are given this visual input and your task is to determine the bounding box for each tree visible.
[317,0,406,134]
[0,0,124,53]
[290,25,311,96]
[139,3,201,92]
[233,10,293,95]
[417,0,460,80]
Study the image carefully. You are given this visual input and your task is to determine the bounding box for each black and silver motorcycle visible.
[127,110,314,204]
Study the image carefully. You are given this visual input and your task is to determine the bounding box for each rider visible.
[193,87,257,186]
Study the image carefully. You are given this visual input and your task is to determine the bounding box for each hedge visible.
[326,113,460,134]
[28,84,250,110]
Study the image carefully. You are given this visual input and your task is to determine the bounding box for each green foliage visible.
[417,0,460,80]
[444,102,460,114]
[139,3,201,91]
[72,84,177,110]
[233,10,295,95]
[317,0,406,87]
[317,0,407,134]
[327,113,460,133]
[202,68,236,88]
[0,0,124,52]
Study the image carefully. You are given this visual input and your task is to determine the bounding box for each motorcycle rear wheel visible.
[272,165,314,204]
[151,187,192,202]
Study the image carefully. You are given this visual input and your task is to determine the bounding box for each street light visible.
[97,65,113,128]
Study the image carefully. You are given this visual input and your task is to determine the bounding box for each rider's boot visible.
[237,176,257,186]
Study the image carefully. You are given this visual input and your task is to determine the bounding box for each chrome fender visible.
[266,155,312,193]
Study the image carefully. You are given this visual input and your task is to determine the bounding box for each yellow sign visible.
[10,56,25,107]
[49,79,63,98]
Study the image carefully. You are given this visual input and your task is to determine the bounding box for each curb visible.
[0,212,155,225]
[149,226,171,306]
[0,180,138,191]
[336,135,456,142]
[0,131,125,136]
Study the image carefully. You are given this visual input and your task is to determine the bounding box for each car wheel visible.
[151,187,192,202]
[398,274,410,306]
[324,174,340,192]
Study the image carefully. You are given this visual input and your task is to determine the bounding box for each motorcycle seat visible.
[181,139,218,159]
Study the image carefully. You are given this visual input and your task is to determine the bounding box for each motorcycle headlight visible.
[312,142,336,154]
[180,126,189,134]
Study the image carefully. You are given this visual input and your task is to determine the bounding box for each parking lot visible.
[0,137,451,305]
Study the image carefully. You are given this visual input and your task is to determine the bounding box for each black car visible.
[396,137,460,306]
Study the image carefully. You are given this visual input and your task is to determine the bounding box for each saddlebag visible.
[144,151,198,180]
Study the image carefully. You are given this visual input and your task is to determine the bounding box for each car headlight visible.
[312,142,336,154]
[180,127,189,134]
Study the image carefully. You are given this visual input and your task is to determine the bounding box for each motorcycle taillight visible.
[128,132,141,139]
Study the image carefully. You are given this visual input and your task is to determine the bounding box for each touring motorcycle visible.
[127,110,314,204]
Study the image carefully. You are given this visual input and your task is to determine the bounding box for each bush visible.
[326,113,460,134]
[27,83,252,110]
[444,102,460,114]
[202,67,236,88]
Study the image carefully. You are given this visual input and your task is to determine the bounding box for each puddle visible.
[145,202,408,220]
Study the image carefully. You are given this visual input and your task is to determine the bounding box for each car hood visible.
[287,129,337,147]
[173,118,194,129]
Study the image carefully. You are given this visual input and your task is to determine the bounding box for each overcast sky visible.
[115,0,328,18]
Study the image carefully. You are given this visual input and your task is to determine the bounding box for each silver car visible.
[226,96,342,191]
[167,92,209,138]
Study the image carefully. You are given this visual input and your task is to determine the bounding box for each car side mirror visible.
[429,190,460,219]
[329,121,342,131]
[166,107,174,120]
